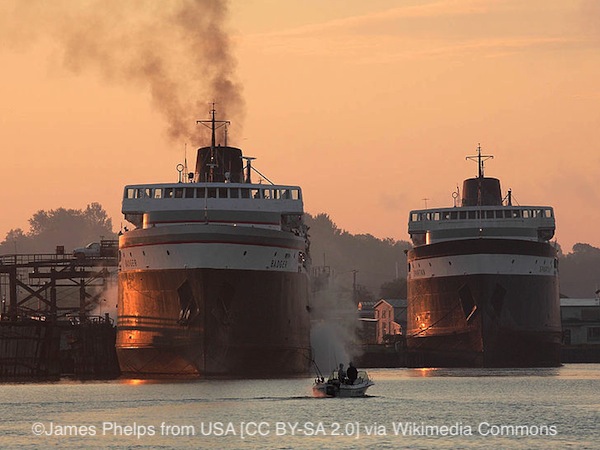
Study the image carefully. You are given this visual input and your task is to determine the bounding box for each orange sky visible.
[1,0,599,252]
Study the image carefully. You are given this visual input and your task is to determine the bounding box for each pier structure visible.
[0,248,120,380]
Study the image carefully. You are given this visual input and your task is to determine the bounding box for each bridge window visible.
[207,188,217,198]
[185,188,195,198]
[196,188,205,198]
[263,189,271,199]
[495,210,503,219]
[230,188,239,198]
[252,189,261,199]
[218,188,228,198]
[136,188,151,198]
[459,211,467,219]
[164,188,173,198]
[154,188,162,199]
[468,211,476,219]
[126,188,135,199]
[174,188,184,198]
[241,188,250,198]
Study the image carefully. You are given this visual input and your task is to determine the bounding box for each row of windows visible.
[589,327,600,341]
[125,186,301,201]
[410,208,553,222]
[374,309,390,319]
[564,327,600,345]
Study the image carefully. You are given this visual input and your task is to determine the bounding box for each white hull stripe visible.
[408,253,556,279]
[120,242,304,272]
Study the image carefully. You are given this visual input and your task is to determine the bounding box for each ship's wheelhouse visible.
[122,183,304,231]
[408,205,555,246]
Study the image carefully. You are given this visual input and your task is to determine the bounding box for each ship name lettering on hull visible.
[270,259,288,269]
[124,259,138,268]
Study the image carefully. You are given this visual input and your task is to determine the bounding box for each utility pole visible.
[352,269,358,304]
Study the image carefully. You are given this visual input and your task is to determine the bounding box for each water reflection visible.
[121,378,148,385]
[368,365,599,379]
[1,364,598,448]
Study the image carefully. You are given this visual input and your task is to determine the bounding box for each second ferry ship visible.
[406,146,561,367]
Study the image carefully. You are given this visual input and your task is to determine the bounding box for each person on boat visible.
[347,362,358,385]
[337,363,346,383]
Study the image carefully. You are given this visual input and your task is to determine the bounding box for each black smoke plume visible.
[1,0,244,143]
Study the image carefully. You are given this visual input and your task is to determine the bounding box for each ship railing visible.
[123,184,302,202]
[408,206,555,233]
[409,206,554,223]
[122,184,304,217]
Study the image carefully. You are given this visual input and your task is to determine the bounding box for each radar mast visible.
[466,143,493,178]
[196,103,230,182]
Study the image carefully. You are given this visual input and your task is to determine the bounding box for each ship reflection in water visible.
[407,145,561,367]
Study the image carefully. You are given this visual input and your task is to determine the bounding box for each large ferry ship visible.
[116,109,312,377]
[406,146,561,367]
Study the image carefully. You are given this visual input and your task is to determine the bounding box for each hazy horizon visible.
[1,0,598,252]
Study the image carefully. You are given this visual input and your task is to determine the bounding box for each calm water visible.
[1,364,598,449]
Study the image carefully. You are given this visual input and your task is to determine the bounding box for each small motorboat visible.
[312,370,374,398]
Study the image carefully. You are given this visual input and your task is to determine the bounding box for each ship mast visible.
[466,143,493,178]
[196,104,230,182]
[465,144,495,206]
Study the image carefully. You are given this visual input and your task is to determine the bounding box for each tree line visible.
[0,203,115,255]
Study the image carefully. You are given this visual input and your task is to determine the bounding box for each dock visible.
[0,249,120,380]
